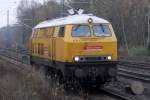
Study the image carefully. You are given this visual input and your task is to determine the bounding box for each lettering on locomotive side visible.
[44,47,49,56]
[84,46,103,51]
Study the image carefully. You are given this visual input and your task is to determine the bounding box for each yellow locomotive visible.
[30,14,118,85]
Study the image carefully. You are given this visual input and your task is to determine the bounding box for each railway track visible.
[119,61,150,70]
[71,85,134,100]
[0,48,149,100]
[0,48,30,64]
[118,60,150,96]
[118,60,150,83]
[118,68,150,83]
[79,84,144,100]
[0,48,31,73]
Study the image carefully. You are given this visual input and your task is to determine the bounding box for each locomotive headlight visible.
[107,56,112,60]
[88,18,93,23]
[74,56,80,61]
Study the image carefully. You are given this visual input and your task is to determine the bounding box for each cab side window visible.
[58,26,65,37]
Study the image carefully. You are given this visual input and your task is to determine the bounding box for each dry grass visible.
[0,60,70,100]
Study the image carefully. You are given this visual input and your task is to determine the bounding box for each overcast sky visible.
[0,0,45,28]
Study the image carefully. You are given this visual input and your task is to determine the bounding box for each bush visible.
[119,46,127,56]
[0,61,66,100]
[128,46,147,57]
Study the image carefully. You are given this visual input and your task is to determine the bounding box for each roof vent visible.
[67,9,84,15]
[67,9,75,15]
[78,9,84,15]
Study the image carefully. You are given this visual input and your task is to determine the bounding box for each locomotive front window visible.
[93,24,112,36]
[72,25,91,37]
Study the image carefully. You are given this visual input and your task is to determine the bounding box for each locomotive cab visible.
[61,22,118,84]
[65,23,117,63]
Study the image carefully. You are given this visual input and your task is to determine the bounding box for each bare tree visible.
[16,0,60,48]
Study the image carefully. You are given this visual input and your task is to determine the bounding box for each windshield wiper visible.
[74,25,81,31]
[100,24,105,32]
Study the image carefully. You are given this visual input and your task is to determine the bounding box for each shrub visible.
[0,61,66,100]
[128,46,147,57]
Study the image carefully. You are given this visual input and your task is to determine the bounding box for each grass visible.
[128,46,147,57]
[0,60,78,100]
[119,46,148,57]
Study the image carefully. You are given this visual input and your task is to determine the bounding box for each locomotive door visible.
[51,27,58,63]
[51,37,56,62]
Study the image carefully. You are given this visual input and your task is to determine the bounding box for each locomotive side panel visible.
[30,28,54,66]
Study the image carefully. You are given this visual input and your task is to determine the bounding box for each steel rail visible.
[118,69,150,83]
[0,49,31,72]
[119,65,150,72]
[119,61,150,67]
[100,87,133,100]
[78,87,134,100]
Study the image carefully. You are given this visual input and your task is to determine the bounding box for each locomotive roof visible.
[34,14,109,29]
